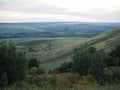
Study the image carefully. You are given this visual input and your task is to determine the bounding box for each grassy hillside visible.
[5,37,88,71]
[88,28,120,52]
[1,28,120,71]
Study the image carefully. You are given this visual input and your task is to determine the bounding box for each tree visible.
[72,45,91,76]
[71,45,107,84]
[28,58,39,69]
[110,45,120,57]
[0,73,8,89]
[53,61,72,73]
[89,51,106,84]
[109,45,120,66]
[0,42,27,87]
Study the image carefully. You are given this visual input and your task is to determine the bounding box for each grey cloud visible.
[0,0,68,14]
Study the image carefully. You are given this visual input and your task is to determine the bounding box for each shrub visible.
[28,58,39,69]
[30,74,48,88]
[0,42,27,87]
[56,76,71,89]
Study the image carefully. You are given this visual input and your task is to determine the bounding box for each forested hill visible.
[0,22,120,38]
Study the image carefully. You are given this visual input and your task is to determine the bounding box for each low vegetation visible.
[0,29,120,90]
[0,41,120,90]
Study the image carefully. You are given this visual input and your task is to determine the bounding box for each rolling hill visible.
[39,28,120,71]
[0,22,120,38]
[89,28,120,52]
[1,26,120,71]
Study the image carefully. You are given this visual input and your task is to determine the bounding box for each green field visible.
[2,37,89,71]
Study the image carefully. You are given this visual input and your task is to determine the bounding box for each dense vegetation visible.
[0,42,27,88]
[0,41,120,89]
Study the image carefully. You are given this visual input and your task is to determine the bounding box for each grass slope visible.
[8,37,88,71]
[1,29,120,71]
[88,29,120,52]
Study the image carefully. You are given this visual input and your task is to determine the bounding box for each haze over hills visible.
[0,22,120,38]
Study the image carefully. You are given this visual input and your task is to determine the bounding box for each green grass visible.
[3,37,89,71]
[88,29,120,52]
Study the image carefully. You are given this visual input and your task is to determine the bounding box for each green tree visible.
[110,45,120,57]
[53,61,72,73]
[109,45,120,66]
[88,47,96,53]
[89,51,106,84]
[0,42,27,87]
[72,45,91,76]
[28,58,39,69]
[0,73,8,89]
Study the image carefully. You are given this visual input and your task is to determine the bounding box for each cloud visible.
[0,0,120,22]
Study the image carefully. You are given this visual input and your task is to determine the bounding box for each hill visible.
[1,28,120,71]
[0,22,120,38]
[88,28,120,52]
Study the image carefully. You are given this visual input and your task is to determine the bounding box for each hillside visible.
[89,28,120,52]
[1,28,120,71]
[0,22,120,38]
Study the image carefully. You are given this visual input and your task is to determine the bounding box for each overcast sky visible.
[0,0,120,22]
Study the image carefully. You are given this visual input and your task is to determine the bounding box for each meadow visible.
[2,37,89,71]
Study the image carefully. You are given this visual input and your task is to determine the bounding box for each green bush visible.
[0,42,27,87]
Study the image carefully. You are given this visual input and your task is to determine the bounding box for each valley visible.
[0,22,120,71]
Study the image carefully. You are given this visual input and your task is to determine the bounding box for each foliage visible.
[110,45,120,57]
[104,67,120,84]
[56,76,71,89]
[28,67,45,75]
[52,61,72,73]
[28,58,39,69]
[89,51,106,84]
[29,74,48,88]
[0,42,27,87]
[72,45,92,75]
[109,45,120,66]
[72,45,108,84]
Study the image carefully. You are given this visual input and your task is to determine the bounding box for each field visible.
[2,37,89,71]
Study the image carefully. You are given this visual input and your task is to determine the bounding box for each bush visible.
[104,66,120,84]
[52,61,72,73]
[30,74,48,88]
[28,58,39,69]
[56,76,71,89]
[28,67,45,75]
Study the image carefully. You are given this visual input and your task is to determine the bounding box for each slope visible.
[88,28,120,52]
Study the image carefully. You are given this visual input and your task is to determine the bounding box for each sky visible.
[0,0,120,22]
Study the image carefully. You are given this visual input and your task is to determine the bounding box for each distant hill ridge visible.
[0,22,120,38]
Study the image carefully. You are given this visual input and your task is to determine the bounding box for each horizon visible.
[0,21,120,23]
